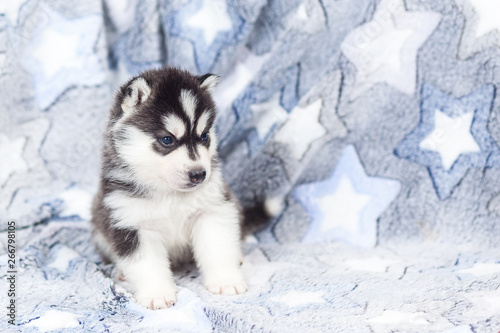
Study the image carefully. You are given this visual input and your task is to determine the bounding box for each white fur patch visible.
[208,127,217,155]
[180,89,197,123]
[118,229,178,309]
[196,112,211,136]
[190,205,247,295]
[163,114,187,138]
[200,75,219,94]
[121,77,151,114]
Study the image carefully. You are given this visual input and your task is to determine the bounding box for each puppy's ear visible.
[198,74,219,94]
[121,77,152,113]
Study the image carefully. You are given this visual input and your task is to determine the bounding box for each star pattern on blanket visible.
[0,118,51,212]
[270,290,326,308]
[419,110,480,171]
[455,0,500,58]
[284,1,326,34]
[294,145,401,247]
[394,83,500,200]
[0,0,26,26]
[244,91,289,156]
[20,6,105,109]
[26,310,81,331]
[213,48,270,115]
[187,0,232,45]
[316,176,371,235]
[274,99,326,160]
[0,118,51,217]
[469,0,500,38]
[340,0,440,100]
[0,134,27,187]
[458,262,500,276]
[468,292,500,319]
[170,0,243,73]
[225,63,302,157]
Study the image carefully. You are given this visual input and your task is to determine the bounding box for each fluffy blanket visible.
[1,0,499,331]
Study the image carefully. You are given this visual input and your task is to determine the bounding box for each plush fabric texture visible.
[0,0,499,331]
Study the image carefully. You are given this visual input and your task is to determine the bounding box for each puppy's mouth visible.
[176,183,203,192]
[182,182,199,189]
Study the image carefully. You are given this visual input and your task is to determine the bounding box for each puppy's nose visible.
[188,170,206,184]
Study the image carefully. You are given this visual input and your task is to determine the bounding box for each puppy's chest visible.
[115,192,202,232]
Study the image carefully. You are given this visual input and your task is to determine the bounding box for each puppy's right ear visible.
[121,77,151,114]
[198,74,219,94]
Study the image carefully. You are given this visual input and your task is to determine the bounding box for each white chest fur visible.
[103,179,225,253]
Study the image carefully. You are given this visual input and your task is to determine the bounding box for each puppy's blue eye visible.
[201,132,208,142]
[160,136,173,145]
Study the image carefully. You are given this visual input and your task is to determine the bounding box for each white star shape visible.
[33,29,82,79]
[368,310,429,326]
[57,187,93,220]
[341,0,440,99]
[468,292,500,318]
[318,175,371,234]
[20,7,104,109]
[0,134,27,186]
[284,2,326,34]
[458,263,500,276]
[248,92,288,141]
[295,4,308,21]
[419,110,480,170]
[0,0,26,26]
[241,248,291,293]
[345,257,396,273]
[270,290,326,308]
[1,118,51,215]
[187,0,232,45]
[26,310,81,331]
[213,48,269,114]
[455,0,500,58]
[295,145,401,247]
[470,0,500,37]
[274,99,326,160]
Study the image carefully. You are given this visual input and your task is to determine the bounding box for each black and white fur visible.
[91,67,247,310]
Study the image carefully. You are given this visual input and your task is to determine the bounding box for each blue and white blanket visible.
[1,0,499,331]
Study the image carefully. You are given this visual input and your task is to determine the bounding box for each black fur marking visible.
[122,68,218,161]
[103,176,148,198]
[180,133,198,160]
[241,202,272,236]
[112,227,139,257]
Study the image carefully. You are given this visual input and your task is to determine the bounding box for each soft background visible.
[1,0,500,331]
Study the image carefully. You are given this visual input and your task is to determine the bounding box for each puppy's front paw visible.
[134,288,177,310]
[205,275,248,295]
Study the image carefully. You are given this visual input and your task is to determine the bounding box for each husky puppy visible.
[91,67,247,310]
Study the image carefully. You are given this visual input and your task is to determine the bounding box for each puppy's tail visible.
[241,196,284,236]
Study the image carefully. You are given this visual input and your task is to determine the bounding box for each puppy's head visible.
[111,67,219,192]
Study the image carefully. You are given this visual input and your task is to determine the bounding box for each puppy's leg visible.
[117,228,177,309]
[191,205,247,295]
